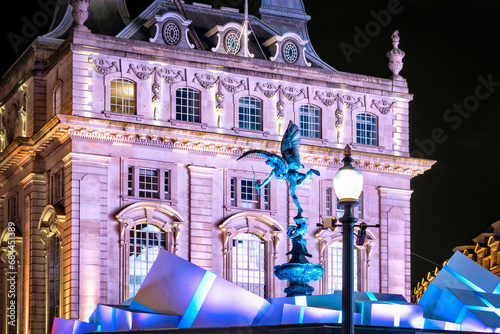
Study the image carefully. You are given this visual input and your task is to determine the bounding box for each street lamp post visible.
[333,145,363,334]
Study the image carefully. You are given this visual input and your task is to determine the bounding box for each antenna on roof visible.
[243,0,249,57]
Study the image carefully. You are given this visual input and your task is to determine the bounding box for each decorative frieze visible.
[127,63,185,119]
[314,91,364,142]
[371,99,395,115]
[255,82,306,134]
[193,73,247,128]
[88,57,120,75]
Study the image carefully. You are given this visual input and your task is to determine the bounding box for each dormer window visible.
[263,32,310,67]
[282,40,299,64]
[163,21,181,45]
[225,31,241,55]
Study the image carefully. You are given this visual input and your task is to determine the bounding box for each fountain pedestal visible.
[274,215,324,297]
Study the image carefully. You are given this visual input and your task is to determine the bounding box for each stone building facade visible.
[0,1,433,333]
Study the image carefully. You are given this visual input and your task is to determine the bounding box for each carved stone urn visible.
[386,30,405,79]
[71,0,91,31]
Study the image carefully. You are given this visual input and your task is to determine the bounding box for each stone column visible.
[188,166,215,270]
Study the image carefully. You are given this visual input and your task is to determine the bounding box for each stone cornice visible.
[0,114,434,182]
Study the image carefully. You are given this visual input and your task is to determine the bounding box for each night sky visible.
[1,0,499,290]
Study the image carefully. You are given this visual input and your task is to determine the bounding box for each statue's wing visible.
[237,150,287,172]
[281,121,301,170]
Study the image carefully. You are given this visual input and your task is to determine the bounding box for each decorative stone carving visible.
[71,0,91,31]
[314,91,363,143]
[128,64,184,119]
[193,73,247,128]
[371,99,395,115]
[88,57,120,75]
[255,82,306,134]
[386,30,405,79]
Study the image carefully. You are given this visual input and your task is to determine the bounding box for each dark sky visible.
[1,0,499,290]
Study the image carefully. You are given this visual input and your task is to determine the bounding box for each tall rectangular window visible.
[129,224,166,298]
[241,179,259,209]
[356,113,377,146]
[232,233,266,297]
[357,192,363,219]
[230,178,236,206]
[48,234,61,326]
[128,167,134,196]
[164,171,170,200]
[8,194,18,222]
[299,104,321,138]
[327,242,359,293]
[326,187,332,216]
[110,78,136,114]
[53,171,63,204]
[239,97,262,131]
[138,168,159,199]
[53,85,62,115]
[176,88,201,123]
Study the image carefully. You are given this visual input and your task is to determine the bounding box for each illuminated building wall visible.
[0,1,433,333]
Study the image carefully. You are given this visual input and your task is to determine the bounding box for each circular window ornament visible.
[225,31,241,55]
[282,41,299,63]
[163,21,181,45]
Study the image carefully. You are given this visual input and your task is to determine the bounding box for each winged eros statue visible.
[237,121,320,219]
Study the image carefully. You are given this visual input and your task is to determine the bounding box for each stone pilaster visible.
[188,166,215,270]
[378,186,412,300]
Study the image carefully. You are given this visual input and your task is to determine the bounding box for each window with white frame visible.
[299,104,321,138]
[356,113,377,146]
[129,223,166,298]
[139,168,159,199]
[325,187,332,216]
[231,177,269,210]
[232,233,266,297]
[238,96,262,131]
[357,192,363,219]
[127,166,172,200]
[53,85,62,115]
[176,87,201,123]
[327,241,359,293]
[110,78,136,114]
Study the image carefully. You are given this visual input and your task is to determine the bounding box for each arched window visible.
[116,202,184,301]
[326,241,359,293]
[316,227,375,294]
[232,233,266,297]
[299,104,321,138]
[110,78,136,114]
[53,84,62,115]
[356,113,377,146]
[219,212,284,298]
[238,96,262,131]
[129,224,166,298]
[176,87,201,122]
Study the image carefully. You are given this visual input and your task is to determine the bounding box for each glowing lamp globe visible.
[333,145,363,202]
